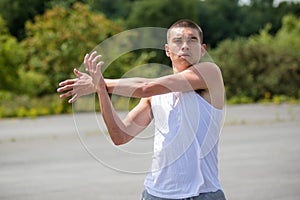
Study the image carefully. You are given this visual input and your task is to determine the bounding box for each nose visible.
[181,41,189,51]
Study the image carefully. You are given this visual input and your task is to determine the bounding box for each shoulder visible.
[190,62,222,76]
[188,62,223,83]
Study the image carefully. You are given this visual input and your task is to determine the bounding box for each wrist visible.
[105,79,117,94]
[95,79,107,94]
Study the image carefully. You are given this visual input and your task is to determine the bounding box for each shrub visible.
[211,15,300,102]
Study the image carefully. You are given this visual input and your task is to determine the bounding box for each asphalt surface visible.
[0,104,300,200]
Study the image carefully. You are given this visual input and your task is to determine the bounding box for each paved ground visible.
[0,104,300,200]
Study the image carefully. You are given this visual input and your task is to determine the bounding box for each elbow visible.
[111,136,126,146]
[140,85,153,97]
[134,83,157,98]
[112,139,125,146]
[109,129,131,146]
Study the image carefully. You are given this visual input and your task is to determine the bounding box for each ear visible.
[165,44,170,57]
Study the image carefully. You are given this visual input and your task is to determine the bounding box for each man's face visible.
[165,27,205,73]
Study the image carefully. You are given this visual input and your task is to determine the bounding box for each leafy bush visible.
[0,91,70,118]
[21,3,122,96]
[0,16,25,92]
[212,15,300,102]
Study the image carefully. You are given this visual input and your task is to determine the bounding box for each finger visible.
[59,90,74,99]
[92,55,102,71]
[68,94,78,104]
[88,51,98,65]
[96,61,104,73]
[74,68,84,77]
[58,79,77,87]
[88,51,98,71]
[57,83,76,92]
[74,69,86,77]
[89,51,97,60]
[84,53,89,71]
[87,52,96,72]
[84,51,99,72]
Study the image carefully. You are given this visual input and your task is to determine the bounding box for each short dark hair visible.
[167,19,203,43]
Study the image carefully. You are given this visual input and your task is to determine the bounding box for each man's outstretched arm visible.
[58,51,223,102]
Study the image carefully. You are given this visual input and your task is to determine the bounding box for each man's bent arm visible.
[97,78,153,145]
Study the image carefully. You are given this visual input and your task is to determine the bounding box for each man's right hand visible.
[57,68,96,103]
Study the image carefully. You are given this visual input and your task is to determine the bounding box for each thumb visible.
[74,68,83,77]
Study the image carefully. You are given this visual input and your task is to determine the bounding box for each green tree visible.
[274,15,300,57]
[21,3,122,96]
[126,0,199,28]
[45,0,87,8]
[0,0,50,40]
[197,0,300,47]
[87,0,134,20]
[212,14,300,101]
[197,0,243,47]
[0,16,25,92]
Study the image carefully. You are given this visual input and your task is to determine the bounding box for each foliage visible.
[0,91,69,118]
[273,15,300,58]
[86,0,134,20]
[0,0,49,40]
[1,0,300,45]
[0,16,25,92]
[197,0,245,47]
[45,0,87,8]
[1,1,300,118]
[21,3,122,96]
[212,15,300,101]
[197,0,300,47]
[126,0,199,28]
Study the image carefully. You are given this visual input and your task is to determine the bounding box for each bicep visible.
[145,64,210,95]
[158,62,222,92]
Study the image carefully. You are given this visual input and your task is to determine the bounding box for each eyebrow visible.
[172,35,199,40]
[190,36,199,39]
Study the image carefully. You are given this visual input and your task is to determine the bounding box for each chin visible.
[180,60,193,68]
[171,57,193,70]
[174,64,192,72]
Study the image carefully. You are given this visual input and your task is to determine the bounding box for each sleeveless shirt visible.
[144,91,224,199]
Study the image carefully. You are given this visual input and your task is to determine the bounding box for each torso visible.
[145,91,223,198]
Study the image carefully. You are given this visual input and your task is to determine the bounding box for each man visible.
[58,19,226,200]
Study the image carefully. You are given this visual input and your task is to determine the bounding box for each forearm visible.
[96,79,133,145]
[105,77,167,98]
[104,72,198,98]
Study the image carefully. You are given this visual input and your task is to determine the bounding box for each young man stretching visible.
[58,19,226,200]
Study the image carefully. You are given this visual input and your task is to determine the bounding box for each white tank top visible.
[144,91,224,199]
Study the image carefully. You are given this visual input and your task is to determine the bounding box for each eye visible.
[190,37,198,42]
[173,38,182,43]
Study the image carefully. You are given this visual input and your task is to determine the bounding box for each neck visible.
[172,63,193,74]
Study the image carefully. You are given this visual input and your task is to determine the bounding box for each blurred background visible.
[0,0,299,117]
[1,1,300,200]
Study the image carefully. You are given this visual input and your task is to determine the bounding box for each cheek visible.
[192,46,202,56]
[168,44,180,53]
[168,52,177,62]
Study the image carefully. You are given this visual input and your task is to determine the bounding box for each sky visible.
[239,0,300,6]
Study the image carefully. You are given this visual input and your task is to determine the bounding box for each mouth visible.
[178,54,190,58]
